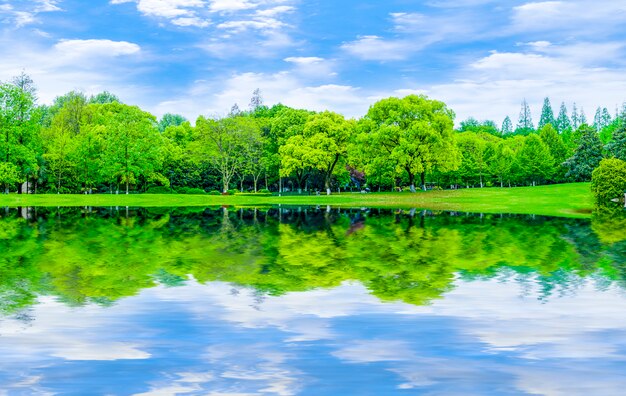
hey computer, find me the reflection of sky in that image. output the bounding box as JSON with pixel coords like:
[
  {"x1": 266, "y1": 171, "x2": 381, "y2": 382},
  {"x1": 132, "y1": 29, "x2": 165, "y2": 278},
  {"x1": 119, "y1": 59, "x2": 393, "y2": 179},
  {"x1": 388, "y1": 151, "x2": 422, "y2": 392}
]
[{"x1": 2, "y1": 277, "x2": 626, "y2": 395}]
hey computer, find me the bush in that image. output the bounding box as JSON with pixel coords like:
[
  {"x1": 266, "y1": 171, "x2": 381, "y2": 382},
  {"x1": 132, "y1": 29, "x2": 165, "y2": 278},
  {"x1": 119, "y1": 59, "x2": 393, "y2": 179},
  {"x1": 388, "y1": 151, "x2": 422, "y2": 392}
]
[
  {"x1": 225, "y1": 189, "x2": 238, "y2": 195},
  {"x1": 146, "y1": 186, "x2": 174, "y2": 194},
  {"x1": 235, "y1": 193, "x2": 273, "y2": 197},
  {"x1": 259, "y1": 189, "x2": 271, "y2": 194},
  {"x1": 208, "y1": 190, "x2": 220, "y2": 195},
  {"x1": 179, "y1": 187, "x2": 206, "y2": 195},
  {"x1": 591, "y1": 158, "x2": 626, "y2": 204}
]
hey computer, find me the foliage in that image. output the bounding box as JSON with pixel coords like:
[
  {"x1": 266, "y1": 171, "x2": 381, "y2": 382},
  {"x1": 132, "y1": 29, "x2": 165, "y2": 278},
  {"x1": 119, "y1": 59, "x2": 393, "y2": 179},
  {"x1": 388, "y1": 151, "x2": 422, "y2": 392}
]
[
  {"x1": 591, "y1": 158, "x2": 626, "y2": 204},
  {"x1": 564, "y1": 125, "x2": 604, "y2": 182}
]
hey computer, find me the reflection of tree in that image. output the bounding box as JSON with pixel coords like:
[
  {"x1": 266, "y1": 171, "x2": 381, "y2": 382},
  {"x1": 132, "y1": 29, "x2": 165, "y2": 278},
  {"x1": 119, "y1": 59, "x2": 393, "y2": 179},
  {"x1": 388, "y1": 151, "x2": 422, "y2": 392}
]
[{"x1": 0, "y1": 206, "x2": 625, "y2": 313}]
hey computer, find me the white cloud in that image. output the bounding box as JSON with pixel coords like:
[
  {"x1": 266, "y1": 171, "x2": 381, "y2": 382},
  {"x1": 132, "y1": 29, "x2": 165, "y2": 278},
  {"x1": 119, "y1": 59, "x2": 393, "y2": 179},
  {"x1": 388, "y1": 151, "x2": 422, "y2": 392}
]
[
  {"x1": 284, "y1": 56, "x2": 324, "y2": 65},
  {"x1": 208, "y1": 0, "x2": 257, "y2": 13},
  {"x1": 342, "y1": 35, "x2": 417, "y2": 61},
  {"x1": 0, "y1": 0, "x2": 61, "y2": 27},
  {"x1": 54, "y1": 39, "x2": 141, "y2": 57}
]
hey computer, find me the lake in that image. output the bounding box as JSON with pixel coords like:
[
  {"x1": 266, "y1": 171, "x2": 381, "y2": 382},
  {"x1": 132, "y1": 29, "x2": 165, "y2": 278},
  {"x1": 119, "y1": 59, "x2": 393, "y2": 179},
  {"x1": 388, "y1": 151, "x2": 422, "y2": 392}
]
[{"x1": 1, "y1": 206, "x2": 625, "y2": 395}]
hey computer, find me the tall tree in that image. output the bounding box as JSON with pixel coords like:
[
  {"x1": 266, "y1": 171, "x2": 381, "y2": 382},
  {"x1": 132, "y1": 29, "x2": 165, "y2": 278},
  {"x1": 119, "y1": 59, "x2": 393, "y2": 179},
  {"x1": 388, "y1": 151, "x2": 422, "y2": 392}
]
[
  {"x1": 281, "y1": 111, "x2": 354, "y2": 195},
  {"x1": 555, "y1": 102, "x2": 572, "y2": 134},
  {"x1": 539, "y1": 124, "x2": 568, "y2": 182},
  {"x1": 538, "y1": 97, "x2": 555, "y2": 129},
  {"x1": 518, "y1": 134, "x2": 554, "y2": 186},
  {"x1": 606, "y1": 123, "x2": 626, "y2": 161},
  {"x1": 89, "y1": 91, "x2": 121, "y2": 105},
  {"x1": 363, "y1": 95, "x2": 459, "y2": 192},
  {"x1": 571, "y1": 102, "x2": 580, "y2": 130},
  {"x1": 563, "y1": 125, "x2": 604, "y2": 181},
  {"x1": 501, "y1": 116, "x2": 513, "y2": 135},
  {"x1": 516, "y1": 99, "x2": 534, "y2": 134},
  {"x1": 249, "y1": 88, "x2": 264, "y2": 111},
  {"x1": 195, "y1": 115, "x2": 258, "y2": 192},
  {"x1": 95, "y1": 103, "x2": 165, "y2": 194},
  {"x1": 158, "y1": 113, "x2": 187, "y2": 133}
]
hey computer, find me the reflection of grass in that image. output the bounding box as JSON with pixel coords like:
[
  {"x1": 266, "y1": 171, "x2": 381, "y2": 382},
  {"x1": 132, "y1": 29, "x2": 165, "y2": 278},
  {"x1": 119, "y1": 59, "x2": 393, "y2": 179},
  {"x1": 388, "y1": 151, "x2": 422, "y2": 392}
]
[{"x1": 0, "y1": 183, "x2": 593, "y2": 218}]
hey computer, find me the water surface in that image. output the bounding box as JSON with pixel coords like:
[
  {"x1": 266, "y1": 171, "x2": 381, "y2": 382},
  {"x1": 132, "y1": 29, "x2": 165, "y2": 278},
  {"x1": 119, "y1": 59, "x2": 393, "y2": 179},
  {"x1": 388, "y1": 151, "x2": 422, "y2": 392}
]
[{"x1": 1, "y1": 207, "x2": 625, "y2": 395}]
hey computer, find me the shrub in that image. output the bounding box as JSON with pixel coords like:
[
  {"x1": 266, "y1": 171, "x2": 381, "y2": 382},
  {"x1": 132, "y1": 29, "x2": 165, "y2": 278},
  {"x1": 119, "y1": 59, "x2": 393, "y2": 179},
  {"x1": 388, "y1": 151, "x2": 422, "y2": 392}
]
[
  {"x1": 209, "y1": 190, "x2": 220, "y2": 195},
  {"x1": 180, "y1": 187, "x2": 206, "y2": 195},
  {"x1": 591, "y1": 158, "x2": 626, "y2": 204},
  {"x1": 259, "y1": 189, "x2": 271, "y2": 194},
  {"x1": 146, "y1": 186, "x2": 173, "y2": 194},
  {"x1": 235, "y1": 193, "x2": 272, "y2": 197}
]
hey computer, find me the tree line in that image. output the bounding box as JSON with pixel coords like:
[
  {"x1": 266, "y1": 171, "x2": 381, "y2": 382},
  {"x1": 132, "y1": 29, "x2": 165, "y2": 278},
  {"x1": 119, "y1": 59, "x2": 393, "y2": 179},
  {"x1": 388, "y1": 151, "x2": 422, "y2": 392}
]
[{"x1": 1, "y1": 73, "x2": 625, "y2": 195}]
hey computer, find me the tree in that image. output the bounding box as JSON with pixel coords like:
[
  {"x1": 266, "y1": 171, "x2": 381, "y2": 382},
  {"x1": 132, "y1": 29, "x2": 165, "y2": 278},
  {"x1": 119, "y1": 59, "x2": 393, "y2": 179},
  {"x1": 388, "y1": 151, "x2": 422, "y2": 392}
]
[
  {"x1": 502, "y1": 116, "x2": 513, "y2": 135},
  {"x1": 158, "y1": 113, "x2": 187, "y2": 133},
  {"x1": 89, "y1": 91, "x2": 121, "y2": 105},
  {"x1": 489, "y1": 141, "x2": 515, "y2": 187},
  {"x1": 281, "y1": 111, "x2": 354, "y2": 195},
  {"x1": 563, "y1": 125, "x2": 604, "y2": 181},
  {"x1": 518, "y1": 135, "x2": 554, "y2": 185},
  {"x1": 606, "y1": 123, "x2": 626, "y2": 160},
  {"x1": 195, "y1": 115, "x2": 258, "y2": 192},
  {"x1": 249, "y1": 88, "x2": 264, "y2": 111},
  {"x1": 95, "y1": 103, "x2": 165, "y2": 194},
  {"x1": 591, "y1": 158, "x2": 626, "y2": 204},
  {"x1": 539, "y1": 124, "x2": 568, "y2": 182},
  {"x1": 555, "y1": 102, "x2": 572, "y2": 134},
  {"x1": 0, "y1": 80, "x2": 40, "y2": 193},
  {"x1": 538, "y1": 97, "x2": 555, "y2": 129},
  {"x1": 516, "y1": 99, "x2": 534, "y2": 134},
  {"x1": 0, "y1": 162, "x2": 20, "y2": 194},
  {"x1": 571, "y1": 102, "x2": 580, "y2": 130},
  {"x1": 455, "y1": 133, "x2": 490, "y2": 188},
  {"x1": 363, "y1": 95, "x2": 459, "y2": 192}
]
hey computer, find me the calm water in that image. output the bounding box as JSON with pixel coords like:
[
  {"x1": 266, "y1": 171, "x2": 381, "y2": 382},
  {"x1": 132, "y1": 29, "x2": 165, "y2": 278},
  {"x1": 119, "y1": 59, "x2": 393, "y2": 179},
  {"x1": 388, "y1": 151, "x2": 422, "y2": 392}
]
[{"x1": 1, "y1": 206, "x2": 626, "y2": 395}]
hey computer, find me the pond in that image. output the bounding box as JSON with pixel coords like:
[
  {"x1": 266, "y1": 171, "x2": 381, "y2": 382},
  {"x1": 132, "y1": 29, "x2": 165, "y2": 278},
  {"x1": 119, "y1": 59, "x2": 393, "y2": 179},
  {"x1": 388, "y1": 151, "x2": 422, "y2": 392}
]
[{"x1": 1, "y1": 206, "x2": 626, "y2": 395}]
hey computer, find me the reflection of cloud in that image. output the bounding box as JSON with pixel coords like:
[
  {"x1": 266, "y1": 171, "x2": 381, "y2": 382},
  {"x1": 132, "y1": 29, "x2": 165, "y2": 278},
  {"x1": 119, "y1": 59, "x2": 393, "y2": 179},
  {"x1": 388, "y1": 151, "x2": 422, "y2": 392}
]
[{"x1": 2, "y1": 276, "x2": 626, "y2": 395}]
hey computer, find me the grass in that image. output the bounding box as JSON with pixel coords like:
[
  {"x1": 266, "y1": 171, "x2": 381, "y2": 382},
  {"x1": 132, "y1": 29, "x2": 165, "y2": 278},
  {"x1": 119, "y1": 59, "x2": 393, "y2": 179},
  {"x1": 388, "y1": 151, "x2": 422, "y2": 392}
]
[{"x1": 0, "y1": 183, "x2": 593, "y2": 218}]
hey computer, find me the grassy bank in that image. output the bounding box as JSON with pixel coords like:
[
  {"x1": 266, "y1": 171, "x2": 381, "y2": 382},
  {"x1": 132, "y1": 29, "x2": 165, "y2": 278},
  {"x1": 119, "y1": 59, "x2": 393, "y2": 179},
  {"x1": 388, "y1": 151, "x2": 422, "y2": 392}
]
[{"x1": 0, "y1": 183, "x2": 592, "y2": 218}]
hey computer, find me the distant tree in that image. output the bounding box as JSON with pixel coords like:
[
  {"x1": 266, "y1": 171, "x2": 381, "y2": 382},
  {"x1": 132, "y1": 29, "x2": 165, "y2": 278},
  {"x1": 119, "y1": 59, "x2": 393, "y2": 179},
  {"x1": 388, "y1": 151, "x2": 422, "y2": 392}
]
[
  {"x1": 606, "y1": 123, "x2": 626, "y2": 161},
  {"x1": 229, "y1": 103, "x2": 241, "y2": 116},
  {"x1": 89, "y1": 91, "x2": 121, "y2": 105},
  {"x1": 538, "y1": 97, "x2": 555, "y2": 129},
  {"x1": 489, "y1": 141, "x2": 515, "y2": 187},
  {"x1": 571, "y1": 102, "x2": 580, "y2": 130},
  {"x1": 249, "y1": 88, "x2": 264, "y2": 111},
  {"x1": 518, "y1": 134, "x2": 554, "y2": 185},
  {"x1": 502, "y1": 116, "x2": 513, "y2": 135},
  {"x1": 539, "y1": 124, "x2": 568, "y2": 182},
  {"x1": 593, "y1": 107, "x2": 603, "y2": 131},
  {"x1": 580, "y1": 107, "x2": 588, "y2": 125},
  {"x1": 563, "y1": 125, "x2": 604, "y2": 181},
  {"x1": 158, "y1": 113, "x2": 187, "y2": 133},
  {"x1": 555, "y1": 102, "x2": 572, "y2": 133},
  {"x1": 460, "y1": 118, "x2": 500, "y2": 136},
  {"x1": 516, "y1": 99, "x2": 534, "y2": 134}
]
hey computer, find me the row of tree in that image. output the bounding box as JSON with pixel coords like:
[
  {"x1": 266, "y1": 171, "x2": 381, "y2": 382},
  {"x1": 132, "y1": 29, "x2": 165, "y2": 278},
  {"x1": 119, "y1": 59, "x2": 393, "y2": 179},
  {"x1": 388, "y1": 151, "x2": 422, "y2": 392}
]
[{"x1": 1, "y1": 73, "x2": 625, "y2": 194}]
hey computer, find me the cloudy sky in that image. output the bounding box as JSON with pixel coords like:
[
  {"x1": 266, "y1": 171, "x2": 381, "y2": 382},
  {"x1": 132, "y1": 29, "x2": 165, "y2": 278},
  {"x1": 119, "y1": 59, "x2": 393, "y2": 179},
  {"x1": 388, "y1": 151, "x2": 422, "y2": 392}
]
[{"x1": 1, "y1": 0, "x2": 626, "y2": 124}]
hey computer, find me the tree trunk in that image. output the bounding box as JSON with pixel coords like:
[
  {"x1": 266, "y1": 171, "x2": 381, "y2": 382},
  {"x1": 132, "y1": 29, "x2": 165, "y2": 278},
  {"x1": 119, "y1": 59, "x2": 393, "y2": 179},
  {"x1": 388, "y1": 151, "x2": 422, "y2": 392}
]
[
  {"x1": 420, "y1": 172, "x2": 427, "y2": 191},
  {"x1": 408, "y1": 171, "x2": 416, "y2": 193},
  {"x1": 254, "y1": 178, "x2": 258, "y2": 193},
  {"x1": 126, "y1": 180, "x2": 129, "y2": 195},
  {"x1": 325, "y1": 176, "x2": 331, "y2": 195},
  {"x1": 17, "y1": 183, "x2": 22, "y2": 194}
]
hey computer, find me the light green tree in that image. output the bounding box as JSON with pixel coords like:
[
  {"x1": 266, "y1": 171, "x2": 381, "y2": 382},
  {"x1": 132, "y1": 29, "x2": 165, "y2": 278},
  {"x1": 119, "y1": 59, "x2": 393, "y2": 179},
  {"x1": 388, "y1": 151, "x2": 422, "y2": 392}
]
[{"x1": 363, "y1": 95, "x2": 459, "y2": 192}]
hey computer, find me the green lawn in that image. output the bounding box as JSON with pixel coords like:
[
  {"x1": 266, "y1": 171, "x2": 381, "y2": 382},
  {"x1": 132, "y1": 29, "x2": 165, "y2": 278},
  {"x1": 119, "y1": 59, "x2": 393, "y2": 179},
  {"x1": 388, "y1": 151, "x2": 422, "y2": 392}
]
[{"x1": 0, "y1": 183, "x2": 593, "y2": 218}]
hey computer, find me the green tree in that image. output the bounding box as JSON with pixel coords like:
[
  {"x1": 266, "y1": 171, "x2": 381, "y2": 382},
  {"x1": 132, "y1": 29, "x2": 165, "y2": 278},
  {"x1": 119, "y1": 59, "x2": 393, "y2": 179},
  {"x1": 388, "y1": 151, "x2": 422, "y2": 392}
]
[
  {"x1": 518, "y1": 134, "x2": 554, "y2": 185},
  {"x1": 516, "y1": 98, "x2": 534, "y2": 134},
  {"x1": 564, "y1": 125, "x2": 604, "y2": 181},
  {"x1": 89, "y1": 91, "x2": 121, "y2": 105},
  {"x1": 502, "y1": 116, "x2": 513, "y2": 135},
  {"x1": 606, "y1": 123, "x2": 626, "y2": 160},
  {"x1": 539, "y1": 124, "x2": 568, "y2": 182},
  {"x1": 195, "y1": 115, "x2": 257, "y2": 192},
  {"x1": 571, "y1": 103, "x2": 580, "y2": 130},
  {"x1": 489, "y1": 141, "x2": 515, "y2": 187},
  {"x1": 158, "y1": 113, "x2": 187, "y2": 133},
  {"x1": 95, "y1": 103, "x2": 165, "y2": 194},
  {"x1": 555, "y1": 102, "x2": 572, "y2": 134},
  {"x1": 363, "y1": 95, "x2": 459, "y2": 192},
  {"x1": 591, "y1": 158, "x2": 626, "y2": 204},
  {"x1": 538, "y1": 97, "x2": 555, "y2": 129},
  {"x1": 281, "y1": 111, "x2": 354, "y2": 195}
]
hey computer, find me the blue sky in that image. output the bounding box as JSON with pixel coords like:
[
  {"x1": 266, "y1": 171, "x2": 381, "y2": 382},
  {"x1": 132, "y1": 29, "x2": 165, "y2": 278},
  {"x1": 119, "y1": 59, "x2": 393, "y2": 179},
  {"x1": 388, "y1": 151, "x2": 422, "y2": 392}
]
[{"x1": 1, "y1": 0, "x2": 626, "y2": 124}]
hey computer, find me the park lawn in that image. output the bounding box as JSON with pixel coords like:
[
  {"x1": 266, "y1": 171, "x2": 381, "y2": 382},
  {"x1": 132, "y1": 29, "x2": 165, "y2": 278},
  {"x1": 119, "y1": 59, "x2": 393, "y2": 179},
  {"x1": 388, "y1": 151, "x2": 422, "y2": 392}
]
[{"x1": 0, "y1": 183, "x2": 593, "y2": 219}]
